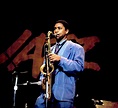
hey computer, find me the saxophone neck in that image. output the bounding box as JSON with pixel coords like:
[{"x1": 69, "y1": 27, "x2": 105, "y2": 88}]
[
  {"x1": 47, "y1": 31, "x2": 53, "y2": 36},
  {"x1": 45, "y1": 31, "x2": 52, "y2": 53}
]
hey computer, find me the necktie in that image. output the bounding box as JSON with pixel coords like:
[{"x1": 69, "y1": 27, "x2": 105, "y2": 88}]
[
  {"x1": 54, "y1": 43, "x2": 59, "y2": 54},
  {"x1": 52, "y1": 43, "x2": 59, "y2": 84}
]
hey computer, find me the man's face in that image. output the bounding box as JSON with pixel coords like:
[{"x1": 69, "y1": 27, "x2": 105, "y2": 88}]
[{"x1": 54, "y1": 23, "x2": 69, "y2": 41}]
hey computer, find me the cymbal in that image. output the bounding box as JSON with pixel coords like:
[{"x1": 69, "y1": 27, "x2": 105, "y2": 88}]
[{"x1": 18, "y1": 81, "x2": 42, "y2": 86}]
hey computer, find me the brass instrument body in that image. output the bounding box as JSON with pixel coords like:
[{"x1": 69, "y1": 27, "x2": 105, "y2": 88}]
[{"x1": 40, "y1": 31, "x2": 54, "y2": 103}]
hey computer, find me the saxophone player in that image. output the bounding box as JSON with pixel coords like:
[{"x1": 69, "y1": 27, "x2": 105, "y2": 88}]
[{"x1": 34, "y1": 20, "x2": 85, "y2": 108}]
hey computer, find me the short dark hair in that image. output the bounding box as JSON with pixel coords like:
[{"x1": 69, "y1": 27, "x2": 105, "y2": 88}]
[{"x1": 55, "y1": 20, "x2": 69, "y2": 30}]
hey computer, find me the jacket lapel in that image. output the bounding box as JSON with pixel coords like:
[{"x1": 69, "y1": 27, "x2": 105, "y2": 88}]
[
  {"x1": 59, "y1": 41, "x2": 72, "y2": 58},
  {"x1": 51, "y1": 40, "x2": 72, "y2": 59}
]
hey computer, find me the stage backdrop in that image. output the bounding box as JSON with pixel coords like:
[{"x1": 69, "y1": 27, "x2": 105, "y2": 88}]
[{"x1": 0, "y1": 10, "x2": 116, "y2": 107}]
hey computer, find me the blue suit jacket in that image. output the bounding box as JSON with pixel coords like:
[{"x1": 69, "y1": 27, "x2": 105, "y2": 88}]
[{"x1": 50, "y1": 40, "x2": 85, "y2": 102}]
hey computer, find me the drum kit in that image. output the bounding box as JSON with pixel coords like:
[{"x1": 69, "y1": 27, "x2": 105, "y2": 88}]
[{"x1": 12, "y1": 70, "x2": 118, "y2": 108}]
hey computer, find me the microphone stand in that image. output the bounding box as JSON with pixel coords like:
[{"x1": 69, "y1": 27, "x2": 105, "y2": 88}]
[{"x1": 12, "y1": 71, "x2": 18, "y2": 108}]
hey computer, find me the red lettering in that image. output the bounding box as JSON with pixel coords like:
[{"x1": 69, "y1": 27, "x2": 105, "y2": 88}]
[
  {"x1": 0, "y1": 29, "x2": 101, "y2": 78},
  {"x1": 0, "y1": 29, "x2": 32, "y2": 64}
]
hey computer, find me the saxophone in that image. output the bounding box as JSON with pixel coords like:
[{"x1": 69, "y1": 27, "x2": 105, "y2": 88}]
[{"x1": 40, "y1": 31, "x2": 54, "y2": 106}]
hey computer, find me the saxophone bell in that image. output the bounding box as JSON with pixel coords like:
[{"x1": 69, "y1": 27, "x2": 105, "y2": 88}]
[{"x1": 40, "y1": 63, "x2": 54, "y2": 76}]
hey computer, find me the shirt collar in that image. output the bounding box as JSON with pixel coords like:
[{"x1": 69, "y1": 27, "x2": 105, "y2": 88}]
[{"x1": 56, "y1": 39, "x2": 67, "y2": 46}]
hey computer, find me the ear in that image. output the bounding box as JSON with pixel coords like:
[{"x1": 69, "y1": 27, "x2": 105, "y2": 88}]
[{"x1": 66, "y1": 29, "x2": 69, "y2": 34}]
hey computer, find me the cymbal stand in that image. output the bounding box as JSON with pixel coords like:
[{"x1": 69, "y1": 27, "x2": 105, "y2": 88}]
[{"x1": 12, "y1": 71, "x2": 18, "y2": 108}]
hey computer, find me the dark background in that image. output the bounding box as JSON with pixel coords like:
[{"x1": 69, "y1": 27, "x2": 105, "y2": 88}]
[{"x1": 0, "y1": 2, "x2": 117, "y2": 108}]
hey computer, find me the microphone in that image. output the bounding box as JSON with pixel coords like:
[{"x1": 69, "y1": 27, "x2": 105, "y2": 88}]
[
  {"x1": 30, "y1": 81, "x2": 42, "y2": 85},
  {"x1": 51, "y1": 33, "x2": 56, "y2": 37},
  {"x1": 12, "y1": 71, "x2": 28, "y2": 75}
]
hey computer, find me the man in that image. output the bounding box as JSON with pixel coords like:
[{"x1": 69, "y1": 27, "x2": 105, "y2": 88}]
[{"x1": 34, "y1": 20, "x2": 85, "y2": 108}]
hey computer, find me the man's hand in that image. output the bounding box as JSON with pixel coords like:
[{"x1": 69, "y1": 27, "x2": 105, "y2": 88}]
[{"x1": 48, "y1": 53, "x2": 61, "y2": 63}]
